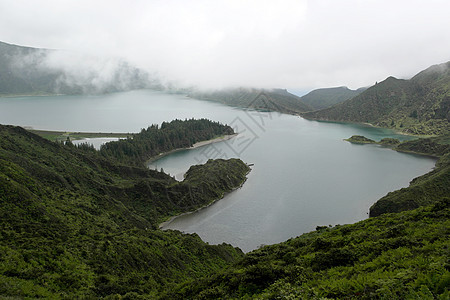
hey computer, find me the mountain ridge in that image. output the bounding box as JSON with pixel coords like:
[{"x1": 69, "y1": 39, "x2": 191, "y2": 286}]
[
  {"x1": 302, "y1": 61, "x2": 450, "y2": 135},
  {"x1": 189, "y1": 87, "x2": 313, "y2": 114},
  {"x1": 300, "y1": 86, "x2": 366, "y2": 110}
]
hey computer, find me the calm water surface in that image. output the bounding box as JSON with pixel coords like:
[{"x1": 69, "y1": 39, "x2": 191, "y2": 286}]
[{"x1": 0, "y1": 90, "x2": 436, "y2": 252}]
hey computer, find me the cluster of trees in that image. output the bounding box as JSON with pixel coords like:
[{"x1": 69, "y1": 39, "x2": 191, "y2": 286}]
[{"x1": 100, "y1": 118, "x2": 234, "y2": 165}]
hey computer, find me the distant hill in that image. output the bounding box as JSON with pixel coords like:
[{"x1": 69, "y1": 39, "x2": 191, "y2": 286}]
[
  {"x1": 0, "y1": 41, "x2": 160, "y2": 95},
  {"x1": 300, "y1": 86, "x2": 366, "y2": 110},
  {"x1": 190, "y1": 87, "x2": 313, "y2": 114},
  {"x1": 303, "y1": 62, "x2": 450, "y2": 135}
]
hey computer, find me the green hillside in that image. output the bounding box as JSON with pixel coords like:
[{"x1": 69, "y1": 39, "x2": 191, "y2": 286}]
[
  {"x1": 303, "y1": 62, "x2": 450, "y2": 135},
  {"x1": 0, "y1": 41, "x2": 157, "y2": 95},
  {"x1": 165, "y1": 141, "x2": 450, "y2": 299},
  {"x1": 1, "y1": 120, "x2": 449, "y2": 298},
  {"x1": 190, "y1": 87, "x2": 313, "y2": 114},
  {"x1": 165, "y1": 200, "x2": 449, "y2": 299},
  {"x1": 0, "y1": 123, "x2": 249, "y2": 298},
  {"x1": 300, "y1": 86, "x2": 365, "y2": 110}
]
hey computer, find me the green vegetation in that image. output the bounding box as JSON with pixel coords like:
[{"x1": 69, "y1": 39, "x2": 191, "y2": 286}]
[
  {"x1": 345, "y1": 135, "x2": 377, "y2": 144},
  {"x1": 1, "y1": 121, "x2": 448, "y2": 298},
  {"x1": 190, "y1": 87, "x2": 312, "y2": 114},
  {"x1": 165, "y1": 199, "x2": 449, "y2": 299},
  {"x1": 345, "y1": 135, "x2": 401, "y2": 146},
  {"x1": 0, "y1": 123, "x2": 249, "y2": 298},
  {"x1": 300, "y1": 86, "x2": 365, "y2": 110},
  {"x1": 100, "y1": 118, "x2": 234, "y2": 165},
  {"x1": 303, "y1": 61, "x2": 450, "y2": 135}
]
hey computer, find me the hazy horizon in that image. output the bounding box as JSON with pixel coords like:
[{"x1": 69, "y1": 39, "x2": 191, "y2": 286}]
[{"x1": 1, "y1": 0, "x2": 450, "y2": 91}]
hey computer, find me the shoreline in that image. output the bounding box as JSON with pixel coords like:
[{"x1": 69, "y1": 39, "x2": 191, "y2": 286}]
[
  {"x1": 146, "y1": 133, "x2": 238, "y2": 165},
  {"x1": 299, "y1": 116, "x2": 437, "y2": 139},
  {"x1": 28, "y1": 128, "x2": 132, "y2": 142},
  {"x1": 159, "y1": 167, "x2": 252, "y2": 229}
]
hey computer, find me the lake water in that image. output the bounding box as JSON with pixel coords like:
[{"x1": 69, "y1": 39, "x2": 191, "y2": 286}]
[{"x1": 0, "y1": 89, "x2": 436, "y2": 252}]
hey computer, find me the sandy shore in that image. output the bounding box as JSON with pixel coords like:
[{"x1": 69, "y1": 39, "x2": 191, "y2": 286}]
[
  {"x1": 191, "y1": 133, "x2": 238, "y2": 149},
  {"x1": 146, "y1": 133, "x2": 238, "y2": 164}
]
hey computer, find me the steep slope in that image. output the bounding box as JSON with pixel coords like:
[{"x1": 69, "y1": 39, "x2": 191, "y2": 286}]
[
  {"x1": 300, "y1": 86, "x2": 365, "y2": 110},
  {"x1": 190, "y1": 87, "x2": 313, "y2": 114},
  {"x1": 303, "y1": 62, "x2": 450, "y2": 135},
  {"x1": 0, "y1": 124, "x2": 248, "y2": 298},
  {"x1": 0, "y1": 40, "x2": 158, "y2": 95}
]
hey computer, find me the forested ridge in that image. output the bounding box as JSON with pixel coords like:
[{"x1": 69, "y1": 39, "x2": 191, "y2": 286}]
[
  {"x1": 0, "y1": 123, "x2": 249, "y2": 298},
  {"x1": 99, "y1": 118, "x2": 234, "y2": 165}
]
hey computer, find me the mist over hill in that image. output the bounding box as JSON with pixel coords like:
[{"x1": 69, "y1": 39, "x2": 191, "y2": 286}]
[
  {"x1": 0, "y1": 41, "x2": 161, "y2": 95},
  {"x1": 189, "y1": 87, "x2": 313, "y2": 114}
]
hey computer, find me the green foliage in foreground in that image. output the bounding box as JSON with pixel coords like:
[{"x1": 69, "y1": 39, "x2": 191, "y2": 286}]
[
  {"x1": 0, "y1": 124, "x2": 248, "y2": 298},
  {"x1": 164, "y1": 199, "x2": 450, "y2": 299},
  {"x1": 100, "y1": 118, "x2": 234, "y2": 165}
]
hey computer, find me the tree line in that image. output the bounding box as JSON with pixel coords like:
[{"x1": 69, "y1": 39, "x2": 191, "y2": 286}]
[{"x1": 99, "y1": 118, "x2": 234, "y2": 165}]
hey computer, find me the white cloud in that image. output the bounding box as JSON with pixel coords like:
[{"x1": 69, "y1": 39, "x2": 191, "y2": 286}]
[{"x1": 1, "y1": 0, "x2": 449, "y2": 90}]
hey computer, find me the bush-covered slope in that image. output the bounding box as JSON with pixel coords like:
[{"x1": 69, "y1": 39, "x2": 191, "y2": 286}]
[
  {"x1": 0, "y1": 124, "x2": 248, "y2": 298},
  {"x1": 164, "y1": 199, "x2": 449, "y2": 299},
  {"x1": 300, "y1": 86, "x2": 365, "y2": 110},
  {"x1": 303, "y1": 62, "x2": 450, "y2": 135},
  {"x1": 190, "y1": 87, "x2": 313, "y2": 114}
]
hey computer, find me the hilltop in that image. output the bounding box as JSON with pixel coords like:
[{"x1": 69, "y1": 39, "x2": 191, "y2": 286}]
[
  {"x1": 190, "y1": 87, "x2": 313, "y2": 114},
  {"x1": 303, "y1": 61, "x2": 450, "y2": 135},
  {"x1": 0, "y1": 41, "x2": 159, "y2": 95},
  {"x1": 300, "y1": 86, "x2": 366, "y2": 110}
]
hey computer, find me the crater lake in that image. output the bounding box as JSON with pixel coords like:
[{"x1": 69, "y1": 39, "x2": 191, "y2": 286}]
[{"x1": 0, "y1": 89, "x2": 436, "y2": 252}]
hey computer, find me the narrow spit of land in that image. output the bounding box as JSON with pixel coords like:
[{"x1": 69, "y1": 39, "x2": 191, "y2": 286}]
[{"x1": 28, "y1": 128, "x2": 131, "y2": 142}]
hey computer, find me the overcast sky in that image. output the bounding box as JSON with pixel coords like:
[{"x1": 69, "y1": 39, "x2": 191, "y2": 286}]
[{"x1": 1, "y1": 0, "x2": 450, "y2": 92}]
